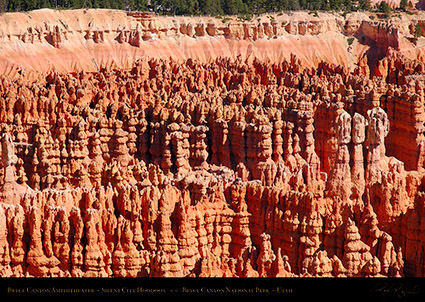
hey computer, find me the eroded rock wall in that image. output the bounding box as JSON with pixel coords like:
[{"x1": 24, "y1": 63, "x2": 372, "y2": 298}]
[
  {"x1": 0, "y1": 52, "x2": 425, "y2": 277},
  {"x1": 359, "y1": 21, "x2": 400, "y2": 51}
]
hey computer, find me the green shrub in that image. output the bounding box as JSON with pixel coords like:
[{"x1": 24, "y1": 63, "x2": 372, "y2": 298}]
[{"x1": 415, "y1": 23, "x2": 422, "y2": 38}]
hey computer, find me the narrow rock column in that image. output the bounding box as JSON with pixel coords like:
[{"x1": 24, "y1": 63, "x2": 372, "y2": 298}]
[{"x1": 326, "y1": 111, "x2": 352, "y2": 202}]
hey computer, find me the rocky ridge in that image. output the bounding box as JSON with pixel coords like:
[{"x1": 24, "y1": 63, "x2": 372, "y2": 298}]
[
  {"x1": 1, "y1": 10, "x2": 425, "y2": 277},
  {"x1": 2, "y1": 9, "x2": 425, "y2": 77}
]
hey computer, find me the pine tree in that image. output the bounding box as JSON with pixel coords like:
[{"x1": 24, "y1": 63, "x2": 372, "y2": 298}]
[
  {"x1": 91, "y1": 0, "x2": 100, "y2": 8},
  {"x1": 288, "y1": 0, "x2": 300, "y2": 10},
  {"x1": 358, "y1": 0, "x2": 370, "y2": 10},
  {"x1": 415, "y1": 23, "x2": 422, "y2": 38},
  {"x1": 111, "y1": 0, "x2": 123, "y2": 10},
  {"x1": 124, "y1": 0, "x2": 135, "y2": 10},
  {"x1": 223, "y1": 0, "x2": 247, "y2": 14},
  {"x1": 70, "y1": 0, "x2": 83, "y2": 8},
  {"x1": 101, "y1": 0, "x2": 111, "y2": 8},
  {"x1": 329, "y1": 0, "x2": 342, "y2": 10},
  {"x1": 277, "y1": 0, "x2": 290, "y2": 10},
  {"x1": 199, "y1": 0, "x2": 223, "y2": 15},
  {"x1": 343, "y1": 0, "x2": 352, "y2": 11},
  {"x1": 158, "y1": 0, "x2": 176, "y2": 14},
  {"x1": 312, "y1": 0, "x2": 324, "y2": 10},
  {"x1": 298, "y1": 0, "x2": 307, "y2": 9},
  {"x1": 133, "y1": 0, "x2": 148, "y2": 10},
  {"x1": 245, "y1": 0, "x2": 266, "y2": 14},
  {"x1": 378, "y1": 0, "x2": 391, "y2": 13},
  {"x1": 0, "y1": 0, "x2": 6, "y2": 12}
]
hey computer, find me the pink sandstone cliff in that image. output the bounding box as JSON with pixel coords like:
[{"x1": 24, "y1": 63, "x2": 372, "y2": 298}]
[{"x1": 1, "y1": 9, "x2": 425, "y2": 277}]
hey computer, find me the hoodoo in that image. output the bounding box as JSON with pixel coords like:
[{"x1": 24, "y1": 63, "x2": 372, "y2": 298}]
[{"x1": 1, "y1": 9, "x2": 425, "y2": 277}]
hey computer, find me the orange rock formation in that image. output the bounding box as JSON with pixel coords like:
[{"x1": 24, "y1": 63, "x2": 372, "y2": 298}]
[{"x1": 1, "y1": 9, "x2": 425, "y2": 278}]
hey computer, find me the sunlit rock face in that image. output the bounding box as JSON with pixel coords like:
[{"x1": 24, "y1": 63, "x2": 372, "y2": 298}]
[{"x1": 2, "y1": 9, "x2": 425, "y2": 277}]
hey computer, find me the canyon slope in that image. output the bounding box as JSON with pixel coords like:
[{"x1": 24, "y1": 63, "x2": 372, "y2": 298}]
[
  {"x1": 0, "y1": 9, "x2": 400, "y2": 77},
  {"x1": 2, "y1": 9, "x2": 425, "y2": 277}
]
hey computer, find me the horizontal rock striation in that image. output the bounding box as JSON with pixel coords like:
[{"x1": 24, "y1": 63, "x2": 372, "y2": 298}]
[{"x1": 5, "y1": 9, "x2": 425, "y2": 78}]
